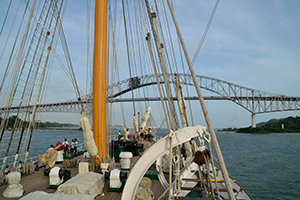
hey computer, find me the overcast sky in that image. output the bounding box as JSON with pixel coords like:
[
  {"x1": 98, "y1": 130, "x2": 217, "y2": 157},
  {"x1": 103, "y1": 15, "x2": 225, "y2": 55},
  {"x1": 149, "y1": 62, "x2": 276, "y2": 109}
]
[{"x1": 0, "y1": 0, "x2": 299, "y2": 128}]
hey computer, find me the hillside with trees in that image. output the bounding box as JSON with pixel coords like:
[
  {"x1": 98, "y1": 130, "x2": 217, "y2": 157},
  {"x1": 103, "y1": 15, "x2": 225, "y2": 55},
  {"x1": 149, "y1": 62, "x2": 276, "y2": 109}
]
[
  {"x1": 0, "y1": 116, "x2": 77, "y2": 129},
  {"x1": 236, "y1": 116, "x2": 300, "y2": 133}
]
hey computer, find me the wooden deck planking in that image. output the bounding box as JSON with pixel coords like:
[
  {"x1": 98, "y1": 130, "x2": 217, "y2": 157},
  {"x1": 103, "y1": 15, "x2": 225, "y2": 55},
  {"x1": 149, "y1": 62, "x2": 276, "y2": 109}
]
[{"x1": 0, "y1": 140, "x2": 162, "y2": 199}]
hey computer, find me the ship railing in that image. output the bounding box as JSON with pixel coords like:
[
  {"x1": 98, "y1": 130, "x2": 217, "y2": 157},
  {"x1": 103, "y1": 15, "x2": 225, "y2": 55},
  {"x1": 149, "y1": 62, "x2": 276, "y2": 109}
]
[
  {"x1": 0, "y1": 154, "x2": 40, "y2": 170},
  {"x1": 77, "y1": 143, "x2": 85, "y2": 151},
  {"x1": 0, "y1": 143, "x2": 86, "y2": 172}
]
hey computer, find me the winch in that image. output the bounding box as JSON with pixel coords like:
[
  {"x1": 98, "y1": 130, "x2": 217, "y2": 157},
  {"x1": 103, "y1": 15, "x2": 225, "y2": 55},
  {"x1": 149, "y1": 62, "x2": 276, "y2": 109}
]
[
  {"x1": 48, "y1": 167, "x2": 71, "y2": 189},
  {"x1": 106, "y1": 169, "x2": 127, "y2": 192}
]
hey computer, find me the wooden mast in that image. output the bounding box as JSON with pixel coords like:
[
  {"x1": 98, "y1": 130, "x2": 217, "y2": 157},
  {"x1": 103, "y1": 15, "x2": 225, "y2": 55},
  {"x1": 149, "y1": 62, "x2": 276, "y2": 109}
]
[{"x1": 93, "y1": 0, "x2": 108, "y2": 162}]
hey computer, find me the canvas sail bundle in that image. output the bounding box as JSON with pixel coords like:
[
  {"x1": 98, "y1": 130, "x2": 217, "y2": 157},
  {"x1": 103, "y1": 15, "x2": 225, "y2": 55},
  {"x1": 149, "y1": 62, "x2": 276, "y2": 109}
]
[
  {"x1": 141, "y1": 106, "x2": 152, "y2": 129},
  {"x1": 38, "y1": 149, "x2": 57, "y2": 168},
  {"x1": 80, "y1": 112, "x2": 98, "y2": 157},
  {"x1": 133, "y1": 115, "x2": 139, "y2": 133}
]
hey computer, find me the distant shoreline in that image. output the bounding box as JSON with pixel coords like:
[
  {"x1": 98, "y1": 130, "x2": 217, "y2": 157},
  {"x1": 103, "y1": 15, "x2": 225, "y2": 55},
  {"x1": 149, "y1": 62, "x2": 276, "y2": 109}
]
[
  {"x1": 221, "y1": 116, "x2": 300, "y2": 134},
  {"x1": 218, "y1": 130, "x2": 300, "y2": 134},
  {"x1": 40, "y1": 127, "x2": 80, "y2": 130}
]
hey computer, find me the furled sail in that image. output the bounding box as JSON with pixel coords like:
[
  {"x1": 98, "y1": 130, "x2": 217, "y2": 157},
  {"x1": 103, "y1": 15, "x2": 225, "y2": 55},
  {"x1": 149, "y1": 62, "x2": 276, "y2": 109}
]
[
  {"x1": 123, "y1": 126, "x2": 128, "y2": 141},
  {"x1": 133, "y1": 114, "x2": 138, "y2": 133},
  {"x1": 141, "y1": 106, "x2": 152, "y2": 128},
  {"x1": 80, "y1": 112, "x2": 98, "y2": 157},
  {"x1": 174, "y1": 74, "x2": 188, "y2": 127}
]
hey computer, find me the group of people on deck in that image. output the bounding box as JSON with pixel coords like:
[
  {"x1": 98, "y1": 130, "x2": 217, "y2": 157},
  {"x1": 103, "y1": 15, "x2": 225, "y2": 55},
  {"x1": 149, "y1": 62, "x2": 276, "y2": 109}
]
[
  {"x1": 118, "y1": 127, "x2": 153, "y2": 141},
  {"x1": 49, "y1": 138, "x2": 78, "y2": 156},
  {"x1": 123, "y1": 127, "x2": 152, "y2": 141},
  {"x1": 139, "y1": 127, "x2": 152, "y2": 141}
]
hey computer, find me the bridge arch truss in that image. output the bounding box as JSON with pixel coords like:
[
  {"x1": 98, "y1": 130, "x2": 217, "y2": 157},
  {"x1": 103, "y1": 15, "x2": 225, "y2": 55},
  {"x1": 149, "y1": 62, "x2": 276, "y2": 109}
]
[
  {"x1": 107, "y1": 73, "x2": 300, "y2": 114},
  {"x1": 2, "y1": 73, "x2": 300, "y2": 118}
]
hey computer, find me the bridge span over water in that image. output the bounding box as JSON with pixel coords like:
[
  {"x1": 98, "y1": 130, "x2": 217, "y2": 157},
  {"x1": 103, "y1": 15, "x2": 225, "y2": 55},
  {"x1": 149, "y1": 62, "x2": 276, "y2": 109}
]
[{"x1": 2, "y1": 73, "x2": 300, "y2": 127}]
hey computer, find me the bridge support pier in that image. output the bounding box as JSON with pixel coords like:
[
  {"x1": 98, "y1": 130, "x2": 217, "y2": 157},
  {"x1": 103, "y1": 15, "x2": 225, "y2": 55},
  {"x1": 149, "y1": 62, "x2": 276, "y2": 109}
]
[{"x1": 251, "y1": 113, "x2": 256, "y2": 128}]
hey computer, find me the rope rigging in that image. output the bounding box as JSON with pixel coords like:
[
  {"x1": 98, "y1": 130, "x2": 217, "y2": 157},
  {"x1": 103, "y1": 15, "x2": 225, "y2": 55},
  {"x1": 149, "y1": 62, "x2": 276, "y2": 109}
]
[
  {"x1": 0, "y1": 0, "x2": 28, "y2": 97},
  {"x1": 56, "y1": 18, "x2": 83, "y2": 103},
  {"x1": 122, "y1": 0, "x2": 136, "y2": 115},
  {"x1": 191, "y1": 0, "x2": 220, "y2": 66},
  {"x1": 0, "y1": 0, "x2": 13, "y2": 37},
  {"x1": 166, "y1": 0, "x2": 236, "y2": 198},
  {"x1": 0, "y1": 1, "x2": 238, "y2": 199},
  {"x1": 0, "y1": 0, "x2": 73, "y2": 169},
  {"x1": 86, "y1": 0, "x2": 92, "y2": 103}
]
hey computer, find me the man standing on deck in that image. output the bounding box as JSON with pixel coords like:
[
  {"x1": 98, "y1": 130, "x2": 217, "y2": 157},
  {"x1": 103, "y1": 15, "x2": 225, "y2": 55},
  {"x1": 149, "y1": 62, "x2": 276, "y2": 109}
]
[
  {"x1": 74, "y1": 138, "x2": 78, "y2": 154},
  {"x1": 118, "y1": 130, "x2": 122, "y2": 140},
  {"x1": 62, "y1": 138, "x2": 69, "y2": 154}
]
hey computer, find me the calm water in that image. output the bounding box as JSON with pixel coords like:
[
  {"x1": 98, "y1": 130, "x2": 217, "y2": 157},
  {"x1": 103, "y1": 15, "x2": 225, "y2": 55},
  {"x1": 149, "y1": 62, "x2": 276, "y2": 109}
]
[
  {"x1": 157, "y1": 129, "x2": 300, "y2": 200},
  {"x1": 31, "y1": 128, "x2": 84, "y2": 155},
  {"x1": 0, "y1": 128, "x2": 84, "y2": 167},
  {"x1": 216, "y1": 131, "x2": 300, "y2": 200},
  {"x1": 5, "y1": 128, "x2": 299, "y2": 199}
]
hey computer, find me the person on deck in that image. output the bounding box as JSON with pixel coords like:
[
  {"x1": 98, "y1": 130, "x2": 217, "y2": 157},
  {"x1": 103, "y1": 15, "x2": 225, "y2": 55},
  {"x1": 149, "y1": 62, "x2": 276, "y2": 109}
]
[
  {"x1": 126, "y1": 129, "x2": 130, "y2": 139},
  {"x1": 118, "y1": 130, "x2": 122, "y2": 140},
  {"x1": 18, "y1": 160, "x2": 23, "y2": 175},
  {"x1": 70, "y1": 139, "x2": 75, "y2": 156},
  {"x1": 148, "y1": 128, "x2": 152, "y2": 141},
  {"x1": 74, "y1": 138, "x2": 78, "y2": 154},
  {"x1": 62, "y1": 138, "x2": 69, "y2": 154},
  {"x1": 144, "y1": 128, "x2": 149, "y2": 140},
  {"x1": 3, "y1": 165, "x2": 10, "y2": 182},
  {"x1": 140, "y1": 127, "x2": 145, "y2": 140}
]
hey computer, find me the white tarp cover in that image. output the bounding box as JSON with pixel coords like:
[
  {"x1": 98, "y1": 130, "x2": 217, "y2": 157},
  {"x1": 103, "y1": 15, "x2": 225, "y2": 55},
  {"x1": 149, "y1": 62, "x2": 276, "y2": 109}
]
[
  {"x1": 80, "y1": 112, "x2": 98, "y2": 157},
  {"x1": 135, "y1": 177, "x2": 153, "y2": 200},
  {"x1": 19, "y1": 191, "x2": 93, "y2": 200},
  {"x1": 2, "y1": 172, "x2": 23, "y2": 198},
  {"x1": 57, "y1": 172, "x2": 104, "y2": 198}
]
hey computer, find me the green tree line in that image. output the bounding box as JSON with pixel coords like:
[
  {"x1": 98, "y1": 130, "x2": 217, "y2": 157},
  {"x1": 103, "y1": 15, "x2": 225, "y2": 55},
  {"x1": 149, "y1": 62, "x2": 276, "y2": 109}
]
[
  {"x1": 0, "y1": 116, "x2": 77, "y2": 129},
  {"x1": 237, "y1": 116, "x2": 300, "y2": 133}
]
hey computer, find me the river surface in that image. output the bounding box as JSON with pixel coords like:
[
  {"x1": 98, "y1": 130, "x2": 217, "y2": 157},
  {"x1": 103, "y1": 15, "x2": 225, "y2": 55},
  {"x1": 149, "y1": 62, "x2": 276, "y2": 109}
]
[
  {"x1": 157, "y1": 129, "x2": 300, "y2": 200},
  {"x1": 31, "y1": 128, "x2": 84, "y2": 155},
  {"x1": 215, "y1": 131, "x2": 300, "y2": 200},
  {"x1": 2, "y1": 128, "x2": 299, "y2": 199}
]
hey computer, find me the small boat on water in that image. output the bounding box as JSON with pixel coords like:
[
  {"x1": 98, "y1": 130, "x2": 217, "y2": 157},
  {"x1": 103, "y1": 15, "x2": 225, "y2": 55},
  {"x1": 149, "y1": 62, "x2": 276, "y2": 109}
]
[{"x1": 0, "y1": 0, "x2": 252, "y2": 199}]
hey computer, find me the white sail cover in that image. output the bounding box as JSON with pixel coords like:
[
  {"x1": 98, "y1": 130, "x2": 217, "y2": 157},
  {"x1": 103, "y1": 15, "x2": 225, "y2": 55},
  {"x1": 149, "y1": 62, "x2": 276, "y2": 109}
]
[
  {"x1": 133, "y1": 115, "x2": 138, "y2": 133},
  {"x1": 19, "y1": 191, "x2": 93, "y2": 200},
  {"x1": 141, "y1": 106, "x2": 151, "y2": 128},
  {"x1": 123, "y1": 126, "x2": 128, "y2": 141},
  {"x1": 80, "y1": 112, "x2": 98, "y2": 157},
  {"x1": 2, "y1": 172, "x2": 23, "y2": 198},
  {"x1": 135, "y1": 177, "x2": 154, "y2": 200}
]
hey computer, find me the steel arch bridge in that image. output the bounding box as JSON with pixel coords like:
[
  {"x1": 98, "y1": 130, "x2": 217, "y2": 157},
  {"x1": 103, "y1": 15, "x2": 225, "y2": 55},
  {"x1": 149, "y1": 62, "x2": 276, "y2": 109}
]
[{"x1": 2, "y1": 73, "x2": 300, "y2": 127}]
